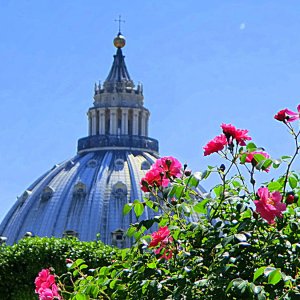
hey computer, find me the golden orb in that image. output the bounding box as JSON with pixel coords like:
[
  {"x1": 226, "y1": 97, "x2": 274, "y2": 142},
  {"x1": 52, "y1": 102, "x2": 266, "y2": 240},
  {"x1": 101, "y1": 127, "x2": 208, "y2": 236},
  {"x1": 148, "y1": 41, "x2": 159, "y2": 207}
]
[{"x1": 113, "y1": 34, "x2": 126, "y2": 48}]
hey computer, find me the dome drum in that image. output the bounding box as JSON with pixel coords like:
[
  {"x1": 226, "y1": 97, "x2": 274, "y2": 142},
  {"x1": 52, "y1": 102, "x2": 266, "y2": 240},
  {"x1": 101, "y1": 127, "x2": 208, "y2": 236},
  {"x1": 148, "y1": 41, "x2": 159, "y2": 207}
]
[{"x1": 77, "y1": 135, "x2": 159, "y2": 154}]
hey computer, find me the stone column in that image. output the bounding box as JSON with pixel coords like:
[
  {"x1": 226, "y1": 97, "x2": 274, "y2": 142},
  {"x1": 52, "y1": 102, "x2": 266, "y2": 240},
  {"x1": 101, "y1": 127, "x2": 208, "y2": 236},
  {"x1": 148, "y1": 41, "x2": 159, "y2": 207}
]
[
  {"x1": 109, "y1": 108, "x2": 118, "y2": 135},
  {"x1": 91, "y1": 109, "x2": 97, "y2": 135},
  {"x1": 99, "y1": 109, "x2": 106, "y2": 135},
  {"x1": 88, "y1": 111, "x2": 92, "y2": 136},
  {"x1": 145, "y1": 112, "x2": 149, "y2": 136},
  {"x1": 141, "y1": 110, "x2": 148, "y2": 136},
  {"x1": 121, "y1": 108, "x2": 129, "y2": 135},
  {"x1": 132, "y1": 109, "x2": 139, "y2": 136}
]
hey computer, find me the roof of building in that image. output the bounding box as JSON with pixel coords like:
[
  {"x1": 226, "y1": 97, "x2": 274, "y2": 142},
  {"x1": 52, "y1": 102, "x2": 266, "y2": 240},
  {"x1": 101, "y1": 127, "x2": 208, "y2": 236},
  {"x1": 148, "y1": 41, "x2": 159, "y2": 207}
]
[{"x1": 105, "y1": 47, "x2": 132, "y2": 84}]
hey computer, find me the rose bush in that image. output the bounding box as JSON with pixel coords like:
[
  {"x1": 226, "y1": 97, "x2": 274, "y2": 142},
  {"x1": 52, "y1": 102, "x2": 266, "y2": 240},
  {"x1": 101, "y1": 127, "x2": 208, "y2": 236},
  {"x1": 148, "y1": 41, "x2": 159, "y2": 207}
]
[{"x1": 37, "y1": 104, "x2": 300, "y2": 299}]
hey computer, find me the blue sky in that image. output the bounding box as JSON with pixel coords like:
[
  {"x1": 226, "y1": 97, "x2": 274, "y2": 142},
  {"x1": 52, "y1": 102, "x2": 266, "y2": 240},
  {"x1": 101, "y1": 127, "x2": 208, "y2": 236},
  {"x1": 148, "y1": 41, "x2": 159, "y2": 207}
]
[{"x1": 0, "y1": 1, "x2": 300, "y2": 221}]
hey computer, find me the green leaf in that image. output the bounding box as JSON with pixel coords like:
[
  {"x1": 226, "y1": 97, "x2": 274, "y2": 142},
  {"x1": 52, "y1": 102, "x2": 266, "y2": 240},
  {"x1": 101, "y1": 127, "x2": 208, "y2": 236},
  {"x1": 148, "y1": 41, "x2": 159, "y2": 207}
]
[
  {"x1": 168, "y1": 185, "x2": 177, "y2": 198},
  {"x1": 134, "y1": 202, "x2": 144, "y2": 218},
  {"x1": 193, "y1": 199, "x2": 209, "y2": 214},
  {"x1": 126, "y1": 226, "x2": 136, "y2": 237},
  {"x1": 123, "y1": 203, "x2": 133, "y2": 215},
  {"x1": 226, "y1": 278, "x2": 248, "y2": 293},
  {"x1": 253, "y1": 153, "x2": 267, "y2": 163},
  {"x1": 74, "y1": 258, "x2": 85, "y2": 267},
  {"x1": 272, "y1": 159, "x2": 282, "y2": 168},
  {"x1": 99, "y1": 266, "x2": 109, "y2": 276},
  {"x1": 79, "y1": 263, "x2": 88, "y2": 270},
  {"x1": 246, "y1": 142, "x2": 257, "y2": 151},
  {"x1": 253, "y1": 266, "x2": 266, "y2": 282},
  {"x1": 145, "y1": 200, "x2": 154, "y2": 209},
  {"x1": 175, "y1": 185, "x2": 184, "y2": 198},
  {"x1": 188, "y1": 176, "x2": 199, "y2": 187},
  {"x1": 121, "y1": 249, "x2": 128, "y2": 260},
  {"x1": 267, "y1": 181, "x2": 282, "y2": 192},
  {"x1": 225, "y1": 280, "x2": 234, "y2": 293},
  {"x1": 75, "y1": 294, "x2": 88, "y2": 300},
  {"x1": 232, "y1": 180, "x2": 241, "y2": 188},
  {"x1": 240, "y1": 153, "x2": 247, "y2": 164},
  {"x1": 281, "y1": 155, "x2": 292, "y2": 162},
  {"x1": 289, "y1": 176, "x2": 297, "y2": 189},
  {"x1": 240, "y1": 209, "x2": 252, "y2": 220},
  {"x1": 262, "y1": 159, "x2": 272, "y2": 170},
  {"x1": 202, "y1": 169, "x2": 211, "y2": 179},
  {"x1": 264, "y1": 267, "x2": 276, "y2": 277},
  {"x1": 268, "y1": 269, "x2": 282, "y2": 285},
  {"x1": 110, "y1": 279, "x2": 118, "y2": 289},
  {"x1": 213, "y1": 185, "x2": 223, "y2": 197},
  {"x1": 147, "y1": 262, "x2": 157, "y2": 269}
]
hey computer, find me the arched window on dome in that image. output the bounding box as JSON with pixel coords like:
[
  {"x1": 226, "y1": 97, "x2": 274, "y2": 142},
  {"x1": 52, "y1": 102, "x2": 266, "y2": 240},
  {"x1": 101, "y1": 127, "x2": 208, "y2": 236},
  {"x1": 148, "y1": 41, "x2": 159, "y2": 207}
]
[
  {"x1": 63, "y1": 230, "x2": 78, "y2": 238},
  {"x1": 73, "y1": 182, "x2": 87, "y2": 200},
  {"x1": 112, "y1": 182, "x2": 127, "y2": 201},
  {"x1": 41, "y1": 186, "x2": 54, "y2": 202},
  {"x1": 141, "y1": 161, "x2": 151, "y2": 170},
  {"x1": 111, "y1": 228, "x2": 125, "y2": 247}
]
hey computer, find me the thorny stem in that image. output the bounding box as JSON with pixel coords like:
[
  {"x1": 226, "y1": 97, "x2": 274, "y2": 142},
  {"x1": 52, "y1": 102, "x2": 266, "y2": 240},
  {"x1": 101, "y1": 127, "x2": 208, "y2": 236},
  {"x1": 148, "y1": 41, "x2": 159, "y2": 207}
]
[
  {"x1": 209, "y1": 144, "x2": 238, "y2": 221},
  {"x1": 282, "y1": 125, "x2": 300, "y2": 195}
]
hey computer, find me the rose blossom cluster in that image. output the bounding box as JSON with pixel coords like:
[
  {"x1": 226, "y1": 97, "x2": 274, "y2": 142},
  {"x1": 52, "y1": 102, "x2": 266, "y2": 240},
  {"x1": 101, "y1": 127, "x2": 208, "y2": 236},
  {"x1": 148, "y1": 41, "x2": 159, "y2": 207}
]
[
  {"x1": 35, "y1": 269, "x2": 61, "y2": 300},
  {"x1": 140, "y1": 156, "x2": 182, "y2": 192},
  {"x1": 254, "y1": 187, "x2": 286, "y2": 224},
  {"x1": 274, "y1": 104, "x2": 300, "y2": 122},
  {"x1": 203, "y1": 123, "x2": 251, "y2": 156},
  {"x1": 149, "y1": 226, "x2": 173, "y2": 260}
]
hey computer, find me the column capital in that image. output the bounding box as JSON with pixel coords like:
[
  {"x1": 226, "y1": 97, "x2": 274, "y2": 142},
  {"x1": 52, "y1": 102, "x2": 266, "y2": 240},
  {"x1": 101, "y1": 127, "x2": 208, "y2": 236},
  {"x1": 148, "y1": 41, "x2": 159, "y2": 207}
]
[
  {"x1": 132, "y1": 108, "x2": 140, "y2": 115},
  {"x1": 121, "y1": 108, "x2": 129, "y2": 113}
]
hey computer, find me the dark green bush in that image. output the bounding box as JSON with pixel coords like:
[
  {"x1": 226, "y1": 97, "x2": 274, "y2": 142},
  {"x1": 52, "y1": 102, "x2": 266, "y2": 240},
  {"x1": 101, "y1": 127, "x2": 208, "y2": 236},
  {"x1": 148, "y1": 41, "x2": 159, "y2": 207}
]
[{"x1": 0, "y1": 236, "x2": 118, "y2": 299}]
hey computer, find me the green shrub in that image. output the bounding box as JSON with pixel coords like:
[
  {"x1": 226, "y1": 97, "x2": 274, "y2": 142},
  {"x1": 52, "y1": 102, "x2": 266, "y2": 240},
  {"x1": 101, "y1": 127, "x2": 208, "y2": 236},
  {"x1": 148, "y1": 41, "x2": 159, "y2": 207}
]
[{"x1": 0, "y1": 236, "x2": 118, "y2": 299}]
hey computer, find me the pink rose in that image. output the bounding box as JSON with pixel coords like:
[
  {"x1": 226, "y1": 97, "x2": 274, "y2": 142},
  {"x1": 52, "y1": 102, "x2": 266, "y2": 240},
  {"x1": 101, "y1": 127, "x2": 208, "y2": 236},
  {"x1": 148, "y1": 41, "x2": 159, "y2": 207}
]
[
  {"x1": 149, "y1": 226, "x2": 172, "y2": 247},
  {"x1": 254, "y1": 187, "x2": 286, "y2": 224},
  {"x1": 274, "y1": 105, "x2": 300, "y2": 122},
  {"x1": 203, "y1": 134, "x2": 227, "y2": 156},
  {"x1": 154, "y1": 156, "x2": 182, "y2": 178},
  {"x1": 140, "y1": 167, "x2": 169, "y2": 192},
  {"x1": 149, "y1": 226, "x2": 173, "y2": 260},
  {"x1": 221, "y1": 123, "x2": 251, "y2": 146},
  {"x1": 35, "y1": 269, "x2": 61, "y2": 300},
  {"x1": 140, "y1": 156, "x2": 182, "y2": 192}
]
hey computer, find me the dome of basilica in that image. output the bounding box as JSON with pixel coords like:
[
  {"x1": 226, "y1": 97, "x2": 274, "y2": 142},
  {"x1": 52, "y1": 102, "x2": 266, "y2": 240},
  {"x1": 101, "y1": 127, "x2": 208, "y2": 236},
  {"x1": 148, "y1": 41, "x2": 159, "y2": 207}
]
[{"x1": 0, "y1": 32, "x2": 204, "y2": 247}]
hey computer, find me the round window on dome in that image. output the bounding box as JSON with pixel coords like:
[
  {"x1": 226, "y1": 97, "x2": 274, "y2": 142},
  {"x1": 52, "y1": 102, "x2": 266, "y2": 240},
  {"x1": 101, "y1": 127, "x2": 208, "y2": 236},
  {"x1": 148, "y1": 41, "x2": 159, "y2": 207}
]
[
  {"x1": 87, "y1": 159, "x2": 97, "y2": 168},
  {"x1": 114, "y1": 159, "x2": 124, "y2": 171}
]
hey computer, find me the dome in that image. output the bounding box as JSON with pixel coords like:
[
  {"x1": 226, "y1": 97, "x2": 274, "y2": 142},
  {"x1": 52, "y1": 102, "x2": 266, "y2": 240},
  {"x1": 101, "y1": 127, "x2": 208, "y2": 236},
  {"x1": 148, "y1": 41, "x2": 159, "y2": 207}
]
[{"x1": 0, "y1": 150, "x2": 158, "y2": 247}]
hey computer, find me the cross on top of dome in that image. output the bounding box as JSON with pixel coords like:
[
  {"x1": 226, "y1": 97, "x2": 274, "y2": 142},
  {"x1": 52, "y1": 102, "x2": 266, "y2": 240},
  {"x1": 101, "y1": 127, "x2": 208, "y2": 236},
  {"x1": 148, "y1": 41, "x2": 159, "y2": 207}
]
[{"x1": 114, "y1": 15, "x2": 125, "y2": 35}]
